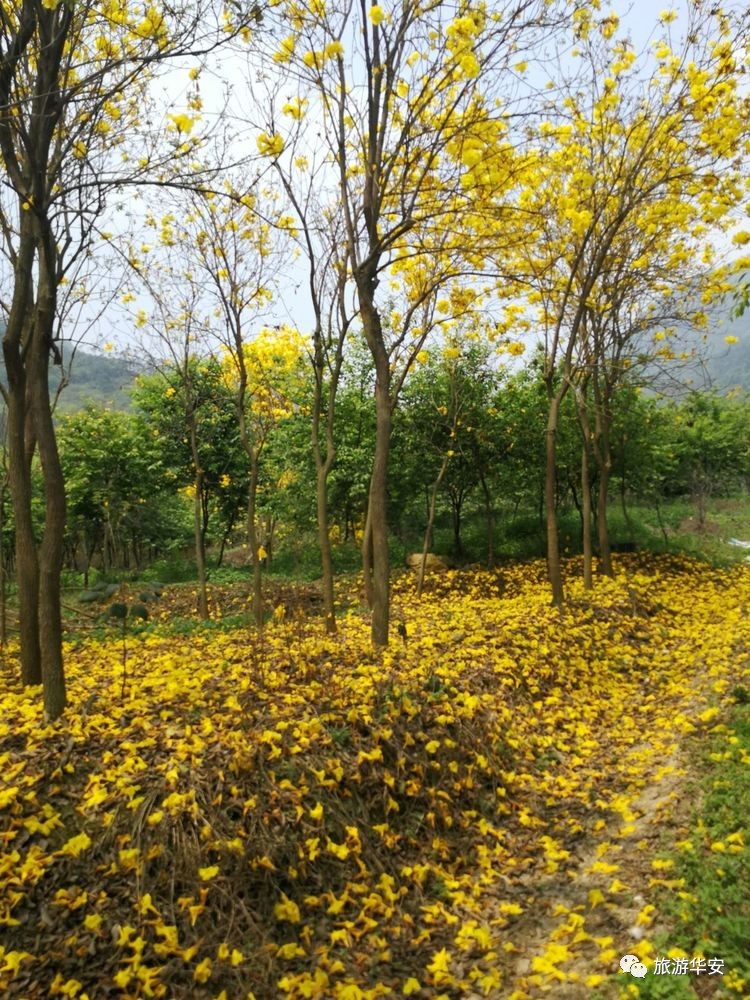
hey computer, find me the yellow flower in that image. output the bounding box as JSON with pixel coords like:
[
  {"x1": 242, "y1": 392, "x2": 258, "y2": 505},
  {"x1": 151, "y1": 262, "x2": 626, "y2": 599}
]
[
  {"x1": 193, "y1": 958, "x2": 212, "y2": 983},
  {"x1": 427, "y1": 948, "x2": 452, "y2": 984},
  {"x1": 59, "y1": 833, "x2": 92, "y2": 857},
  {"x1": 324, "y1": 40, "x2": 344, "y2": 59},
  {"x1": 274, "y1": 35, "x2": 296, "y2": 63},
  {"x1": 256, "y1": 132, "x2": 284, "y2": 157},
  {"x1": 168, "y1": 113, "x2": 196, "y2": 134},
  {"x1": 369, "y1": 4, "x2": 385, "y2": 25},
  {"x1": 282, "y1": 98, "x2": 308, "y2": 120},
  {"x1": 274, "y1": 894, "x2": 301, "y2": 923}
]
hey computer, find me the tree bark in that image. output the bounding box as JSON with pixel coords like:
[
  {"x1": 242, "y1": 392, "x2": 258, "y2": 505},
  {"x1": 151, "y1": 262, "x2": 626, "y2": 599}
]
[
  {"x1": 580, "y1": 442, "x2": 593, "y2": 590},
  {"x1": 311, "y1": 344, "x2": 338, "y2": 634},
  {"x1": 597, "y1": 463, "x2": 612, "y2": 575},
  {"x1": 31, "y1": 258, "x2": 67, "y2": 720},
  {"x1": 545, "y1": 391, "x2": 564, "y2": 607},
  {"x1": 315, "y1": 464, "x2": 336, "y2": 633},
  {"x1": 246, "y1": 459, "x2": 263, "y2": 629},
  {"x1": 188, "y1": 414, "x2": 209, "y2": 620},
  {"x1": 451, "y1": 492, "x2": 464, "y2": 559},
  {"x1": 575, "y1": 386, "x2": 593, "y2": 590},
  {"x1": 479, "y1": 472, "x2": 494, "y2": 569},
  {"x1": 3, "y1": 217, "x2": 41, "y2": 686},
  {"x1": 350, "y1": 265, "x2": 392, "y2": 645},
  {"x1": 361, "y1": 500, "x2": 373, "y2": 608},
  {"x1": 593, "y1": 379, "x2": 613, "y2": 576},
  {"x1": 417, "y1": 453, "x2": 450, "y2": 598},
  {"x1": 369, "y1": 356, "x2": 391, "y2": 646}
]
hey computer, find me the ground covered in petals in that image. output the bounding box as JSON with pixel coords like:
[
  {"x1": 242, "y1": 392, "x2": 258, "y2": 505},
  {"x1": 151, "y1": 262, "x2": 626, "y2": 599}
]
[{"x1": 1, "y1": 555, "x2": 749, "y2": 999}]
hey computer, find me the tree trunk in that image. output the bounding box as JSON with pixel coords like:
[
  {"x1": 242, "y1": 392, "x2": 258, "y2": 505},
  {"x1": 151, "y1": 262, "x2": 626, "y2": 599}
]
[
  {"x1": 355, "y1": 249, "x2": 391, "y2": 646},
  {"x1": 188, "y1": 415, "x2": 209, "y2": 620},
  {"x1": 451, "y1": 494, "x2": 463, "y2": 559},
  {"x1": 592, "y1": 374, "x2": 613, "y2": 576},
  {"x1": 361, "y1": 497, "x2": 373, "y2": 608},
  {"x1": 369, "y1": 359, "x2": 391, "y2": 646},
  {"x1": 3, "y1": 219, "x2": 42, "y2": 686},
  {"x1": 479, "y1": 472, "x2": 494, "y2": 569},
  {"x1": 216, "y1": 530, "x2": 228, "y2": 568},
  {"x1": 316, "y1": 464, "x2": 336, "y2": 633},
  {"x1": 31, "y1": 319, "x2": 67, "y2": 720},
  {"x1": 575, "y1": 386, "x2": 593, "y2": 590},
  {"x1": 597, "y1": 464, "x2": 612, "y2": 575},
  {"x1": 580, "y1": 442, "x2": 592, "y2": 590},
  {"x1": 620, "y1": 475, "x2": 633, "y2": 540},
  {"x1": 418, "y1": 454, "x2": 450, "y2": 598},
  {"x1": 247, "y1": 459, "x2": 263, "y2": 629},
  {"x1": 311, "y1": 356, "x2": 338, "y2": 634},
  {"x1": 545, "y1": 391, "x2": 564, "y2": 607}
]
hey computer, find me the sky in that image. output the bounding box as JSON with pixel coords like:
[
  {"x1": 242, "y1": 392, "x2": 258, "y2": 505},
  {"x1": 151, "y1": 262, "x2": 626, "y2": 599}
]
[{"x1": 78, "y1": 0, "x2": 749, "y2": 364}]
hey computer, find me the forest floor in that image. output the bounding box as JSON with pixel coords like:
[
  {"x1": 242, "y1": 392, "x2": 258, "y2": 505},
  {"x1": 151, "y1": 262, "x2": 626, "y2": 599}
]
[{"x1": 0, "y1": 554, "x2": 749, "y2": 999}]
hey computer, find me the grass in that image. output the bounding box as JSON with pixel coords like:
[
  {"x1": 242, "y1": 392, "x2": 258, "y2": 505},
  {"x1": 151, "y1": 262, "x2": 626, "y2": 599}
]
[
  {"x1": 603, "y1": 689, "x2": 750, "y2": 1000},
  {"x1": 48, "y1": 496, "x2": 750, "y2": 606},
  {"x1": 609, "y1": 498, "x2": 750, "y2": 567}
]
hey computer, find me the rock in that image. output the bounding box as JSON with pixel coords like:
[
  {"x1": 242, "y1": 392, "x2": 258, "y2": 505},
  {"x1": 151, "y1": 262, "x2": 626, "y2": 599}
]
[{"x1": 405, "y1": 553, "x2": 449, "y2": 573}]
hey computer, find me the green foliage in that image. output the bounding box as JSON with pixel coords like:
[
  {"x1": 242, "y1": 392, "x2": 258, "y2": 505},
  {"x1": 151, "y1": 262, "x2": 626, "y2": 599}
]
[
  {"x1": 132, "y1": 359, "x2": 249, "y2": 550},
  {"x1": 58, "y1": 405, "x2": 191, "y2": 572},
  {"x1": 628, "y1": 705, "x2": 750, "y2": 998}
]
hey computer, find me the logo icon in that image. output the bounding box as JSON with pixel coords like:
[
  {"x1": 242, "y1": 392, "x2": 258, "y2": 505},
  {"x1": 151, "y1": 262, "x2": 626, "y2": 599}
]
[{"x1": 620, "y1": 954, "x2": 648, "y2": 978}]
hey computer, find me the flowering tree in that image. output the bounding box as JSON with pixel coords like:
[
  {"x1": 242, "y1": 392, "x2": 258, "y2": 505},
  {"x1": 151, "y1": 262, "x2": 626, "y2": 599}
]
[
  {"x1": 0, "y1": 0, "x2": 254, "y2": 718},
  {"x1": 489, "y1": 3, "x2": 748, "y2": 605},
  {"x1": 250, "y1": 0, "x2": 555, "y2": 645}
]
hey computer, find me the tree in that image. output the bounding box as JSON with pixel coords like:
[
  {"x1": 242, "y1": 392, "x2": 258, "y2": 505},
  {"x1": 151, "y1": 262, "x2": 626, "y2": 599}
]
[
  {"x1": 571, "y1": 252, "x2": 727, "y2": 580},
  {"x1": 57, "y1": 406, "x2": 185, "y2": 581},
  {"x1": 393, "y1": 337, "x2": 503, "y2": 575},
  {"x1": 133, "y1": 356, "x2": 243, "y2": 619},
  {"x1": 490, "y1": 3, "x2": 747, "y2": 605},
  {"x1": 271, "y1": 140, "x2": 354, "y2": 634},
  {"x1": 673, "y1": 391, "x2": 750, "y2": 529},
  {"x1": 0, "y1": 0, "x2": 254, "y2": 718},
  {"x1": 253, "y1": 0, "x2": 555, "y2": 645},
  {"x1": 219, "y1": 325, "x2": 307, "y2": 627}
]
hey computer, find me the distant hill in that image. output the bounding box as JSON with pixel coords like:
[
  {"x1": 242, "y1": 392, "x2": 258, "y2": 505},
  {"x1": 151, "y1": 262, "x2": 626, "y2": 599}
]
[
  {"x1": 0, "y1": 344, "x2": 144, "y2": 413},
  {"x1": 51, "y1": 349, "x2": 145, "y2": 413},
  {"x1": 701, "y1": 304, "x2": 750, "y2": 391},
  {"x1": 638, "y1": 280, "x2": 750, "y2": 395},
  {"x1": 679, "y1": 290, "x2": 750, "y2": 392}
]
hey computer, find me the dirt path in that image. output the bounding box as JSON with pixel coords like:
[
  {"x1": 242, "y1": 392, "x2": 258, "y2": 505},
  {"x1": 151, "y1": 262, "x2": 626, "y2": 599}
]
[{"x1": 461, "y1": 682, "x2": 715, "y2": 1000}]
